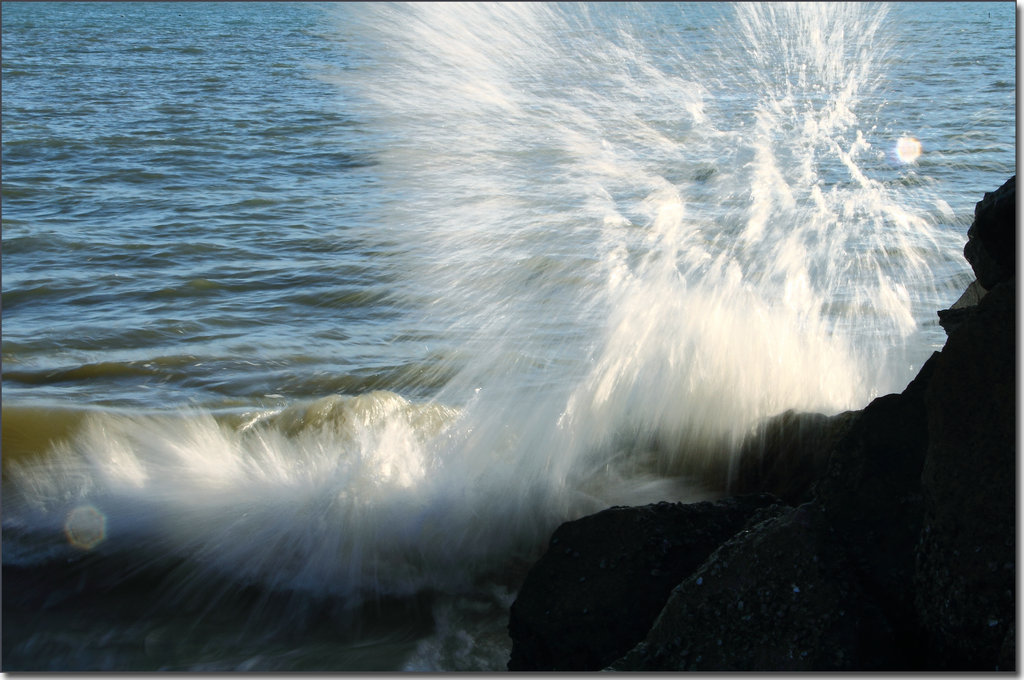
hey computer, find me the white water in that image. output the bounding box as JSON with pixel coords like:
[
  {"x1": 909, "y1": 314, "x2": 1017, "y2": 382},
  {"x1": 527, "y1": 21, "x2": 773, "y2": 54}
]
[{"x1": 5, "y1": 3, "x2": 971, "y2": 669}]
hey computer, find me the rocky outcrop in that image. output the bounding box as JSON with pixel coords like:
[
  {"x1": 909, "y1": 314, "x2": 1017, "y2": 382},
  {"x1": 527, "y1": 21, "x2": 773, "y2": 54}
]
[
  {"x1": 728, "y1": 409, "x2": 857, "y2": 504},
  {"x1": 940, "y1": 174, "x2": 1015, "y2": 334},
  {"x1": 916, "y1": 279, "x2": 1016, "y2": 669},
  {"x1": 508, "y1": 177, "x2": 1016, "y2": 672},
  {"x1": 811, "y1": 351, "x2": 938, "y2": 659},
  {"x1": 610, "y1": 504, "x2": 896, "y2": 671},
  {"x1": 937, "y1": 279, "x2": 986, "y2": 334},
  {"x1": 609, "y1": 352, "x2": 943, "y2": 671},
  {"x1": 915, "y1": 176, "x2": 1016, "y2": 669},
  {"x1": 964, "y1": 175, "x2": 1015, "y2": 289},
  {"x1": 507, "y1": 494, "x2": 781, "y2": 671}
]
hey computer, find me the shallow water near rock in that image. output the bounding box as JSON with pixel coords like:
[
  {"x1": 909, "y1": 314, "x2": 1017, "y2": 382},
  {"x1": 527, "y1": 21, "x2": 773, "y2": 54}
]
[{"x1": 1, "y1": 2, "x2": 1014, "y2": 671}]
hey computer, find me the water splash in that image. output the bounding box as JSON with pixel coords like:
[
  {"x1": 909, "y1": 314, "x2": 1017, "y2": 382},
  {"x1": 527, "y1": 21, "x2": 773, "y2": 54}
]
[
  {"x1": 6, "y1": 2, "x2": 964, "y2": 615},
  {"x1": 328, "y1": 2, "x2": 960, "y2": 474}
]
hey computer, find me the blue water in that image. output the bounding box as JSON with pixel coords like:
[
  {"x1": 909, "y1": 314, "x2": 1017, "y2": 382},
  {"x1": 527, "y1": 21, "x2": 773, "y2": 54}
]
[
  {"x1": 3, "y1": 2, "x2": 417, "y2": 408},
  {"x1": 1, "y1": 1, "x2": 1015, "y2": 671}
]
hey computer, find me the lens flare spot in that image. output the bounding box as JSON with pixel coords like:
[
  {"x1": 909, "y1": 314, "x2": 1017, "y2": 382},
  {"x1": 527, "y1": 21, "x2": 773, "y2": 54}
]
[
  {"x1": 895, "y1": 136, "x2": 922, "y2": 164},
  {"x1": 64, "y1": 505, "x2": 106, "y2": 550}
]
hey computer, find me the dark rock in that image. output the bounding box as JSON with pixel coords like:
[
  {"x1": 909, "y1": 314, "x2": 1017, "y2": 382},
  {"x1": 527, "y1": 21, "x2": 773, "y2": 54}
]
[
  {"x1": 939, "y1": 173, "x2": 1013, "y2": 335},
  {"x1": 506, "y1": 493, "x2": 781, "y2": 671},
  {"x1": 964, "y1": 175, "x2": 1015, "y2": 289},
  {"x1": 915, "y1": 280, "x2": 1016, "y2": 670},
  {"x1": 729, "y1": 409, "x2": 858, "y2": 504},
  {"x1": 999, "y1": 621, "x2": 1016, "y2": 672},
  {"x1": 937, "y1": 304, "x2": 975, "y2": 335},
  {"x1": 611, "y1": 503, "x2": 898, "y2": 671},
  {"x1": 613, "y1": 352, "x2": 942, "y2": 671},
  {"x1": 937, "y1": 279, "x2": 987, "y2": 335},
  {"x1": 809, "y1": 351, "x2": 938, "y2": 657}
]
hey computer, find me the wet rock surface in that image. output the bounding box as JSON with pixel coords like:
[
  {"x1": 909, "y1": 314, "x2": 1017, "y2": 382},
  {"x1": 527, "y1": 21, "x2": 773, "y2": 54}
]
[
  {"x1": 610, "y1": 504, "x2": 895, "y2": 671},
  {"x1": 507, "y1": 178, "x2": 1016, "y2": 672},
  {"x1": 916, "y1": 279, "x2": 1016, "y2": 669},
  {"x1": 728, "y1": 408, "x2": 857, "y2": 504},
  {"x1": 506, "y1": 493, "x2": 781, "y2": 671}
]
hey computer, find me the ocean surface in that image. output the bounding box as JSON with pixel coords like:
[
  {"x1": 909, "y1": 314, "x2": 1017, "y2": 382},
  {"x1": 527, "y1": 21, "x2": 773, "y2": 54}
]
[{"x1": 2, "y1": 1, "x2": 1015, "y2": 671}]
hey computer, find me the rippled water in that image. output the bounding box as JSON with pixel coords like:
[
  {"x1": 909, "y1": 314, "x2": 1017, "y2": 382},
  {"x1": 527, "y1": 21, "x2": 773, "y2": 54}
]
[
  {"x1": 3, "y1": 2, "x2": 413, "y2": 407},
  {"x1": 2, "y1": 1, "x2": 1015, "y2": 671}
]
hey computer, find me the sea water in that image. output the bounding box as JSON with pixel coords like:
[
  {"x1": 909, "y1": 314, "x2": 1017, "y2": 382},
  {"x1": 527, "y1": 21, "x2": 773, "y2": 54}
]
[{"x1": 1, "y1": 2, "x2": 1015, "y2": 671}]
